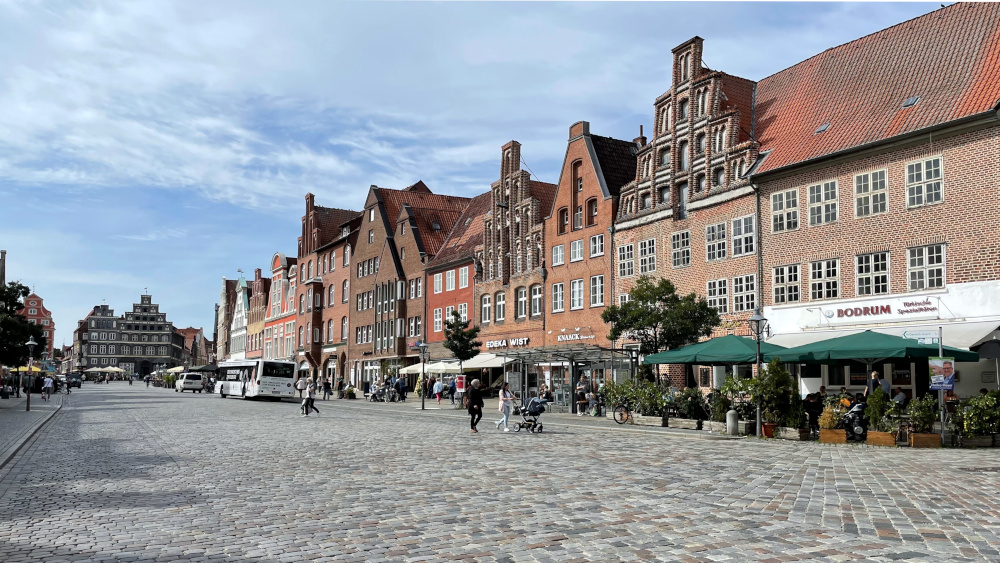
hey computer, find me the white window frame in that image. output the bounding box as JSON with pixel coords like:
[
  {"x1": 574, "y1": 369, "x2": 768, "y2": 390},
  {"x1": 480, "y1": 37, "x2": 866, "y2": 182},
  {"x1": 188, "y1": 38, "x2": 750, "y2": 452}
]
[
  {"x1": 570, "y1": 279, "x2": 584, "y2": 310},
  {"x1": 445, "y1": 306, "x2": 454, "y2": 325},
  {"x1": 707, "y1": 279, "x2": 728, "y2": 314},
  {"x1": 638, "y1": 239, "x2": 656, "y2": 273},
  {"x1": 906, "y1": 156, "x2": 943, "y2": 208},
  {"x1": 458, "y1": 267, "x2": 469, "y2": 289},
  {"x1": 590, "y1": 275, "x2": 604, "y2": 307},
  {"x1": 516, "y1": 288, "x2": 527, "y2": 319},
  {"x1": 855, "y1": 169, "x2": 887, "y2": 218},
  {"x1": 590, "y1": 234, "x2": 604, "y2": 257},
  {"x1": 570, "y1": 240, "x2": 584, "y2": 262},
  {"x1": 618, "y1": 244, "x2": 635, "y2": 277},
  {"x1": 732, "y1": 274, "x2": 756, "y2": 313},
  {"x1": 706, "y1": 223, "x2": 727, "y2": 261},
  {"x1": 671, "y1": 232, "x2": 691, "y2": 268},
  {"x1": 446, "y1": 270, "x2": 455, "y2": 291},
  {"x1": 856, "y1": 252, "x2": 890, "y2": 296},
  {"x1": 458, "y1": 303, "x2": 468, "y2": 322},
  {"x1": 433, "y1": 308, "x2": 443, "y2": 332},
  {"x1": 907, "y1": 244, "x2": 945, "y2": 291},
  {"x1": 552, "y1": 245, "x2": 565, "y2": 266},
  {"x1": 771, "y1": 189, "x2": 799, "y2": 233},
  {"x1": 551, "y1": 283, "x2": 565, "y2": 313},
  {"x1": 810, "y1": 259, "x2": 840, "y2": 300},
  {"x1": 808, "y1": 180, "x2": 838, "y2": 226},
  {"x1": 731, "y1": 216, "x2": 755, "y2": 257},
  {"x1": 481, "y1": 295, "x2": 491, "y2": 323},
  {"x1": 772, "y1": 265, "x2": 801, "y2": 304},
  {"x1": 495, "y1": 293, "x2": 506, "y2": 321}
]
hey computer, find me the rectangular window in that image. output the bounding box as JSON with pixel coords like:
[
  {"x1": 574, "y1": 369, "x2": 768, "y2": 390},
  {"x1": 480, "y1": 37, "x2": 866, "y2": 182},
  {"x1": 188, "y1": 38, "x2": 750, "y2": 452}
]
[
  {"x1": 618, "y1": 245, "x2": 635, "y2": 277},
  {"x1": 417, "y1": 279, "x2": 422, "y2": 298},
  {"x1": 573, "y1": 206, "x2": 583, "y2": 230},
  {"x1": 570, "y1": 240, "x2": 584, "y2": 262},
  {"x1": 671, "y1": 232, "x2": 690, "y2": 268},
  {"x1": 706, "y1": 223, "x2": 727, "y2": 261},
  {"x1": 495, "y1": 293, "x2": 506, "y2": 321},
  {"x1": 906, "y1": 157, "x2": 942, "y2": 208},
  {"x1": 732, "y1": 216, "x2": 755, "y2": 257},
  {"x1": 458, "y1": 303, "x2": 468, "y2": 322},
  {"x1": 433, "y1": 308, "x2": 442, "y2": 332},
  {"x1": 907, "y1": 244, "x2": 945, "y2": 291},
  {"x1": 856, "y1": 252, "x2": 889, "y2": 296},
  {"x1": 415, "y1": 317, "x2": 421, "y2": 336},
  {"x1": 445, "y1": 306, "x2": 454, "y2": 326},
  {"x1": 530, "y1": 286, "x2": 543, "y2": 316},
  {"x1": 618, "y1": 294, "x2": 631, "y2": 306},
  {"x1": 446, "y1": 270, "x2": 455, "y2": 291},
  {"x1": 552, "y1": 245, "x2": 565, "y2": 266},
  {"x1": 570, "y1": 279, "x2": 584, "y2": 310},
  {"x1": 638, "y1": 239, "x2": 656, "y2": 273},
  {"x1": 516, "y1": 289, "x2": 527, "y2": 319},
  {"x1": 458, "y1": 267, "x2": 469, "y2": 289},
  {"x1": 707, "y1": 279, "x2": 728, "y2": 313},
  {"x1": 590, "y1": 275, "x2": 604, "y2": 306},
  {"x1": 772, "y1": 265, "x2": 801, "y2": 304},
  {"x1": 810, "y1": 259, "x2": 840, "y2": 300},
  {"x1": 808, "y1": 180, "x2": 838, "y2": 225},
  {"x1": 590, "y1": 234, "x2": 604, "y2": 257},
  {"x1": 771, "y1": 189, "x2": 799, "y2": 232},
  {"x1": 855, "y1": 170, "x2": 887, "y2": 217},
  {"x1": 733, "y1": 275, "x2": 756, "y2": 312},
  {"x1": 434, "y1": 273, "x2": 442, "y2": 294},
  {"x1": 482, "y1": 295, "x2": 491, "y2": 323},
  {"x1": 551, "y1": 283, "x2": 565, "y2": 312}
]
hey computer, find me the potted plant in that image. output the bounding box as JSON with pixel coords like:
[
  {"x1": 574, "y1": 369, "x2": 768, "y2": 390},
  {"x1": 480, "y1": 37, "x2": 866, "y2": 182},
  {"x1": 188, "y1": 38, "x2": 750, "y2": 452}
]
[
  {"x1": 818, "y1": 398, "x2": 846, "y2": 444},
  {"x1": 670, "y1": 386, "x2": 707, "y2": 430},
  {"x1": 865, "y1": 387, "x2": 896, "y2": 447},
  {"x1": 907, "y1": 395, "x2": 941, "y2": 448},
  {"x1": 758, "y1": 359, "x2": 793, "y2": 439},
  {"x1": 778, "y1": 391, "x2": 809, "y2": 441},
  {"x1": 962, "y1": 393, "x2": 998, "y2": 447}
]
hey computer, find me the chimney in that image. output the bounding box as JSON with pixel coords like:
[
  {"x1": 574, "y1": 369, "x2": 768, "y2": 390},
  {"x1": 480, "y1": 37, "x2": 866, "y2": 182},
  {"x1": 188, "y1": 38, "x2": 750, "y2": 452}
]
[
  {"x1": 633, "y1": 125, "x2": 647, "y2": 147},
  {"x1": 0, "y1": 249, "x2": 5, "y2": 286}
]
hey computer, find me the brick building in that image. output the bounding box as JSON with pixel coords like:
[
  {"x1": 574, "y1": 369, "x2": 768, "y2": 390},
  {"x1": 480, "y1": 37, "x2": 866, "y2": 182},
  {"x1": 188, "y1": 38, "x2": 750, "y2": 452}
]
[
  {"x1": 228, "y1": 275, "x2": 249, "y2": 361},
  {"x1": 347, "y1": 182, "x2": 469, "y2": 388},
  {"x1": 263, "y1": 252, "x2": 297, "y2": 362},
  {"x1": 19, "y1": 293, "x2": 55, "y2": 358},
  {"x1": 215, "y1": 278, "x2": 237, "y2": 360},
  {"x1": 245, "y1": 268, "x2": 271, "y2": 360},
  {"x1": 318, "y1": 213, "x2": 361, "y2": 384}
]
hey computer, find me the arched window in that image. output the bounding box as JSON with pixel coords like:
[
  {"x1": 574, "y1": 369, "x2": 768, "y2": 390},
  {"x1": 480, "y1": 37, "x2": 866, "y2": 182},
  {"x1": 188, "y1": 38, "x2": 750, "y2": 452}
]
[
  {"x1": 481, "y1": 294, "x2": 491, "y2": 323},
  {"x1": 680, "y1": 54, "x2": 689, "y2": 81},
  {"x1": 714, "y1": 168, "x2": 725, "y2": 187},
  {"x1": 341, "y1": 317, "x2": 348, "y2": 341},
  {"x1": 308, "y1": 261, "x2": 313, "y2": 279},
  {"x1": 697, "y1": 89, "x2": 707, "y2": 116},
  {"x1": 299, "y1": 295, "x2": 305, "y2": 314},
  {"x1": 679, "y1": 140, "x2": 689, "y2": 171},
  {"x1": 344, "y1": 245, "x2": 351, "y2": 265},
  {"x1": 660, "y1": 108, "x2": 669, "y2": 133},
  {"x1": 558, "y1": 208, "x2": 569, "y2": 235},
  {"x1": 330, "y1": 251, "x2": 336, "y2": 270},
  {"x1": 298, "y1": 327, "x2": 304, "y2": 347},
  {"x1": 342, "y1": 280, "x2": 348, "y2": 302},
  {"x1": 586, "y1": 198, "x2": 598, "y2": 226},
  {"x1": 329, "y1": 286, "x2": 335, "y2": 305}
]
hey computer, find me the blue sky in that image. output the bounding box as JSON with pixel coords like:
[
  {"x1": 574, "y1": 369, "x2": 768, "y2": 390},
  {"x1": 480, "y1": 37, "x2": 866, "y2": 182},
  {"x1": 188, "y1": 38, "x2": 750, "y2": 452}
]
[{"x1": 0, "y1": 1, "x2": 937, "y2": 346}]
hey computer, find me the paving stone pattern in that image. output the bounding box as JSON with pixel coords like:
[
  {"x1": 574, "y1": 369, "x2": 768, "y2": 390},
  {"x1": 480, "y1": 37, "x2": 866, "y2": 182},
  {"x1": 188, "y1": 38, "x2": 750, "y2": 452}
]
[{"x1": 1, "y1": 386, "x2": 999, "y2": 562}]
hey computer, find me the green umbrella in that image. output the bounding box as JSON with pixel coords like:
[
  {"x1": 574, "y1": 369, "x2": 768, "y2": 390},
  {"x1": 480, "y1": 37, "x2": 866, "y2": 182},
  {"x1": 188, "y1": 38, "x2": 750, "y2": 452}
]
[
  {"x1": 643, "y1": 334, "x2": 788, "y2": 366},
  {"x1": 763, "y1": 330, "x2": 979, "y2": 370}
]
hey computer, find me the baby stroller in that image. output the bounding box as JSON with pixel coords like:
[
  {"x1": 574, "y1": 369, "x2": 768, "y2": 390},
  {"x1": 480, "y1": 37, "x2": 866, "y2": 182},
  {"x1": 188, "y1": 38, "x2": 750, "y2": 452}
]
[{"x1": 512, "y1": 397, "x2": 547, "y2": 433}]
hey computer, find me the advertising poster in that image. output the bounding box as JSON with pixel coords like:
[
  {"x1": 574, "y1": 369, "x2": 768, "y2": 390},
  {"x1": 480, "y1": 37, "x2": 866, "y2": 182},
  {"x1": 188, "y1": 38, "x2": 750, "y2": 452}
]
[{"x1": 928, "y1": 357, "x2": 955, "y2": 391}]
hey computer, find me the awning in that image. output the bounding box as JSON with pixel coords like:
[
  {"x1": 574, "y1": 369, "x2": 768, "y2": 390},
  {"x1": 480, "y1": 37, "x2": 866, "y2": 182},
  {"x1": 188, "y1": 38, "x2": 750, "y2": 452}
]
[
  {"x1": 398, "y1": 363, "x2": 423, "y2": 375},
  {"x1": 644, "y1": 335, "x2": 787, "y2": 366},
  {"x1": 166, "y1": 366, "x2": 185, "y2": 374},
  {"x1": 424, "y1": 361, "x2": 462, "y2": 374},
  {"x1": 767, "y1": 320, "x2": 999, "y2": 352},
  {"x1": 461, "y1": 353, "x2": 514, "y2": 370},
  {"x1": 764, "y1": 330, "x2": 980, "y2": 365}
]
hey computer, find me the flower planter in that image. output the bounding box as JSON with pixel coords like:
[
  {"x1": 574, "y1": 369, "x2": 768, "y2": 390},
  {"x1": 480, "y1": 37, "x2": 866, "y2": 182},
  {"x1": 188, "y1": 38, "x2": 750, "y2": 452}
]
[
  {"x1": 866, "y1": 431, "x2": 896, "y2": 447},
  {"x1": 994, "y1": 434, "x2": 1000, "y2": 447},
  {"x1": 762, "y1": 422, "x2": 778, "y2": 438},
  {"x1": 963, "y1": 435, "x2": 994, "y2": 448},
  {"x1": 706, "y1": 421, "x2": 727, "y2": 433},
  {"x1": 668, "y1": 417, "x2": 702, "y2": 430},
  {"x1": 909, "y1": 433, "x2": 941, "y2": 448},
  {"x1": 819, "y1": 429, "x2": 846, "y2": 444},
  {"x1": 777, "y1": 427, "x2": 810, "y2": 441},
  {"x1": 632, "y1": 413, "x2": 666, "y2": 427}
]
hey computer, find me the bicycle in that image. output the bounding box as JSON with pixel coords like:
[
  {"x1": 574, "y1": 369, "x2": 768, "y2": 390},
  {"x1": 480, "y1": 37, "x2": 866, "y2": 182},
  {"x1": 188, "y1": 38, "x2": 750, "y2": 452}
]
[{"x1": 612, "y1": 401, "x2": 634, "y2": 424}]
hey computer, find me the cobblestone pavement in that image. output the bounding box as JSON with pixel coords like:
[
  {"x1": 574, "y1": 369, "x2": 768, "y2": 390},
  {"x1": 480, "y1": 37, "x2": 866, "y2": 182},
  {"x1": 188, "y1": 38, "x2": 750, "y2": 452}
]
[
  {"x1": 0, "y1": 392, "x2": 61, "y2": 465},
  {"x1": 2, "y1": 386, "x2": 999, "y2": 562}
]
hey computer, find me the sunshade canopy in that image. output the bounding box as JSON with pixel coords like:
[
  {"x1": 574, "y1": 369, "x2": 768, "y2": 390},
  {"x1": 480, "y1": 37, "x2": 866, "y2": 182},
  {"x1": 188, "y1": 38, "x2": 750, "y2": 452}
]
[
  {"x1": 13, "y1": 365, "x2": 42, "y2": 372},
  {"x1": 398, "y1": 363, "x2": 424, "y2": 375},
  {"x1": 461, "y1": 353, "x2": 514, "y2": 370},
  {"x1": 84, "y1": 367, "x2": 103, "y2": 373},
  {"x1": 763, "y1": 330, "x2": 980, "y2": 364},
  {"x1": 644, "y1": 335, "x2": 788, "y2": 366},
  {"x1": 423, "y1": 361, "x2": 463, "y2": 374},
  {"x1": 166, "y1": 366, "x2": 185, "y2": 374}
]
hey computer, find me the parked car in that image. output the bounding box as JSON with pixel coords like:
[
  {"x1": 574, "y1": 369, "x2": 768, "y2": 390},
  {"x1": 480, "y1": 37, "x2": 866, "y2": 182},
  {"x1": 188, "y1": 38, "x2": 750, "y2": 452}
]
[
  {"x1": 66, "y1": 375, "x2": 83, "y2": 389},
  {"x1": 175, "y1": 373, "x2": 204, "y2": 393}
]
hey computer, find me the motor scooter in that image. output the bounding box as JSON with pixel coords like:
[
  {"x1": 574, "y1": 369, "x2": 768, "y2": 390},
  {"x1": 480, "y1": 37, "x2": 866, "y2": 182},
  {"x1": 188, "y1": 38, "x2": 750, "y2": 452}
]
[{"x1": 843, "y1": 401, "x2": 868, "y2": 442}]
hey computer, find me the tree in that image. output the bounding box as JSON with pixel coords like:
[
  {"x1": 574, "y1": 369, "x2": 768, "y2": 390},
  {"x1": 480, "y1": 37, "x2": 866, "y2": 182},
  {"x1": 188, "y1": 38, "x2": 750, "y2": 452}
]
[
  {"x1": 443, "y1": 310, "x2": 481, "y2": 376},
  {"x1": 601, "y1": 275, "x2": 720, "y2": 357},
  {"x1": 0, "y1": 281, "x2": 47, "y2": 367}
]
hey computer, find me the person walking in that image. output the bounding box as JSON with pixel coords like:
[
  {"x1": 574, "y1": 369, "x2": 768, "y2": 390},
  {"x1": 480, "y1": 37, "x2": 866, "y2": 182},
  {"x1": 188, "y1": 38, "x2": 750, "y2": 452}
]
[
  {"x1": 433, "y1": 378, "x2": 445, "y2": 405},
  {"x1": 322, "y1": 377, "x2": 332, "y2": 401},
  {"x1": 128, "y1": 375, "x2": 133, "y2": 386},
  {"x1": 42, "y1": 375, "x2": 53, "y2": 401},
  {"x1": 467, "y1": 379, "x2": 484, "y2": 433},
  {"x1": 448, "y1": 377, "x2": 457, "y2": 405},
  {"x1": 495, "y1": 381, "x2": 515, "y2": 432},
  {"x1": 295, "y1": 376, "x2": 307, "y2": 399},
  {"x1": 302, "y1": 377, "x2": 320, "y2": 417}
]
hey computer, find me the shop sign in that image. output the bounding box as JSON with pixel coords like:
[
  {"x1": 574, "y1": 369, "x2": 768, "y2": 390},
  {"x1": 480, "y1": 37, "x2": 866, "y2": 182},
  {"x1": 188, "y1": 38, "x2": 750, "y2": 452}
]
[
  {"x1": 557, "y1": 333, "x2": 596, "y2": 342},
  {"x1": 486, "y1": 337, "x2": 530, "y2": 349},
  {"x1": 811, "y1": 296, "x2": 940, "y2": 326}
]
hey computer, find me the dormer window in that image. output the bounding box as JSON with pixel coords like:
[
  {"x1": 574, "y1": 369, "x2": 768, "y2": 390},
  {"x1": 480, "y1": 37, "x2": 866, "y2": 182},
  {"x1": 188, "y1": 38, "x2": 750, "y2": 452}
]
[
  {"x1": 902, "y1": 96, "x2": 920, "y2": 108},
  {"x1": 815, "y1": 123, "x2": 830, "y2": 134}
]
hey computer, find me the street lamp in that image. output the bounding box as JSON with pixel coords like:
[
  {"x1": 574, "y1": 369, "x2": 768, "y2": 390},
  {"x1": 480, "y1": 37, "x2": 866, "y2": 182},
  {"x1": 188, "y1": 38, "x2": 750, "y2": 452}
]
[
  {"x1": 417, "y1": 342, "x2": 429, "y2": 411},
  {"x1": 746, "y1": 309, "x2": 768, "y2": 437},
  {"x1": 24, "y1": 336, "x2": 36, "y2": 412}
]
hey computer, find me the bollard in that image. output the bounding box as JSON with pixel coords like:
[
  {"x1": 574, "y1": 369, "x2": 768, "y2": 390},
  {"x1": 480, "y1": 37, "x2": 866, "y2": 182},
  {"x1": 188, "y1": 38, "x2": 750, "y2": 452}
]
[{"x1": 727, "y1": 409, "x2": 739, "y2": 436}]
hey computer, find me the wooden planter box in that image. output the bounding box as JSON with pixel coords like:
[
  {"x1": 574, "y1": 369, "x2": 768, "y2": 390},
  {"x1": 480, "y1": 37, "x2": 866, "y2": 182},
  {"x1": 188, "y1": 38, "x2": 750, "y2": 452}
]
[
  {"x1": 819, "y1": 429, "x2": 846, "y2": 444},
  {"x1": 909, "y1": 433, "x2": 941, "y2": 448},
  {"x1": 866, "y1": 431, "x2": 896, "y2": 447},
  {"x1": 632, "y1": 413, "x2": 666, "y2": 427},
  {"x1": 668, "y1": 417, "x2": 702, "y2": 430},
  {"x1": 963, "y1": 435, "x2": 994, "y2": 448},
  {"x1": 705, "y1": 421, "x2": 727, "y2": 433},
  {"x1": 777, "y1": 427, "x2": 810, "y2": 441}
]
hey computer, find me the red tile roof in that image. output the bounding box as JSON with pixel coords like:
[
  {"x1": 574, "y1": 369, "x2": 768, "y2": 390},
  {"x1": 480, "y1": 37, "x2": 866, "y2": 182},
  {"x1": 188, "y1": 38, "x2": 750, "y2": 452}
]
[
  {"x1": 427, "y1": 191, "x2": 492, "y2": 269},
  {"x1": 313, "y1": 207, "x2": 361, "y2": 248},
  {"x1": 529, "y1": 180, "x2": 557, "y2": 215},
  {"x1": 376, "y1": 182, "x2": 471, "y2": 256},
  {"x1": 754, "y1": 3, "x2": 1000, "y2": 175}
]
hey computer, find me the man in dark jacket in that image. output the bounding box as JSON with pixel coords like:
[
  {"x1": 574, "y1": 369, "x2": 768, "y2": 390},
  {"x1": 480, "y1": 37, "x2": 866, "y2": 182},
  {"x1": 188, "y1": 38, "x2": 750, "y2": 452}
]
[{"x1": 467, "y1": 379, "x2": 484, "y2": 433}]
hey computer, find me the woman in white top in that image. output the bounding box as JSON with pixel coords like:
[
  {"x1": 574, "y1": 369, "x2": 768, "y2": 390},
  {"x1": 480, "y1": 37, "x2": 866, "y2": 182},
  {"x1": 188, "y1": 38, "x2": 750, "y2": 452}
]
[
  {"x1": 433, "y1": 379, "x2": 445, "y2": 405},
  {"x1": 495, "y1": 381, "x2": 515, "y2": 432}
]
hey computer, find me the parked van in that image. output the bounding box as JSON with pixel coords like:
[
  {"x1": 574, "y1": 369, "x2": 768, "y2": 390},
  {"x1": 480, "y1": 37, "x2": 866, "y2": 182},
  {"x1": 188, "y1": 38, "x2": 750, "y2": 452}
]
[{"x1": 175, "y1": 372, "x2": 204, "y2": 393}]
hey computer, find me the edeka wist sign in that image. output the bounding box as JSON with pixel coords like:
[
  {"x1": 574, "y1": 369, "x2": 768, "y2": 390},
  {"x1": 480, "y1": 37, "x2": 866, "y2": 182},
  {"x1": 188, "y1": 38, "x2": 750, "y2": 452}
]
[
  {"x1": 811, "y1": 296, "x2": 940, "y2": 327},
  {"x1": 486, "y1": 337, "x2": 529, "y2": 349}
]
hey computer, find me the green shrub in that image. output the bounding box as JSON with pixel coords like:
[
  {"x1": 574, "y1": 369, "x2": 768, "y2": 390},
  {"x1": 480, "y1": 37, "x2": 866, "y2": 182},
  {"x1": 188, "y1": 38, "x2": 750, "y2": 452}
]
[
  {"x1": 719, "y1": 375, "x2": 758, "y2": 421},
  {"x1": 759, "y1": 359, "x2": 793, "y2": 424},
  {"x1": 907, "y1": 395, "x2": 938, "y2": 434},
  {"x1": 782, "y1": 391, "x2": 805, "y2": 429},
  {"x1": 163, "y1": 374, "x2": 176, "y2": 388},
  {"x1": 676, "y1": 387, "x2": 708, "y2": 420},
  {"x1": 866, "y1": 387, "x2": 893, "y2": 432},
  {"x1": 709, "y1": 389, "x2": 730, "y2": 423},
  {"x1": 963, "y1": 394, "x2": 1000, "y2": 436},
  {"x1": 602, "y1": 378, "x2": 668, "y2": 417}
]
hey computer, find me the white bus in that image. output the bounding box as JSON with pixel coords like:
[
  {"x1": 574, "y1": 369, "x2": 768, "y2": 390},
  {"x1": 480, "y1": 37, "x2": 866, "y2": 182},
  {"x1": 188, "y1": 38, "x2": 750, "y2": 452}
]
[{"x1": 216, "y1": 359, "x2": 296, "y2": 399}]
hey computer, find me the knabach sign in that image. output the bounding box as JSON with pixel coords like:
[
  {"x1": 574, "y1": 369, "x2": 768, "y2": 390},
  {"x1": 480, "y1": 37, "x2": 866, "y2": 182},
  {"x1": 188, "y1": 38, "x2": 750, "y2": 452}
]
[{"x1": 486, "y1": 337, "x2": 530, "y2": 349}]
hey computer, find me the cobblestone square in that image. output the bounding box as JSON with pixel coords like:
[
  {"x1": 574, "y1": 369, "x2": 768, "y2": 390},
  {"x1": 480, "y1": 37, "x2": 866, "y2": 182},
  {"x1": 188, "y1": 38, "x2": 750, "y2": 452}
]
[{"x1": 2, "y1": 386, "x2": 999, "y2": 562}]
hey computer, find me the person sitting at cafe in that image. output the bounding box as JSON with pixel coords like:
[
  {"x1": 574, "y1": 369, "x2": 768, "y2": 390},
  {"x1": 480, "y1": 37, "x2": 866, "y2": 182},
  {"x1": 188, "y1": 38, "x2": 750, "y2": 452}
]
[
  {"x1": 891, "y1": 387, "x2": 907, "y2": 406},
  {"x1": 980, "y1": 388, "x2": 989, "y2": 396},
  {"x1": 819, "y1": 385, "x2": 827, "y2": 396}
]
